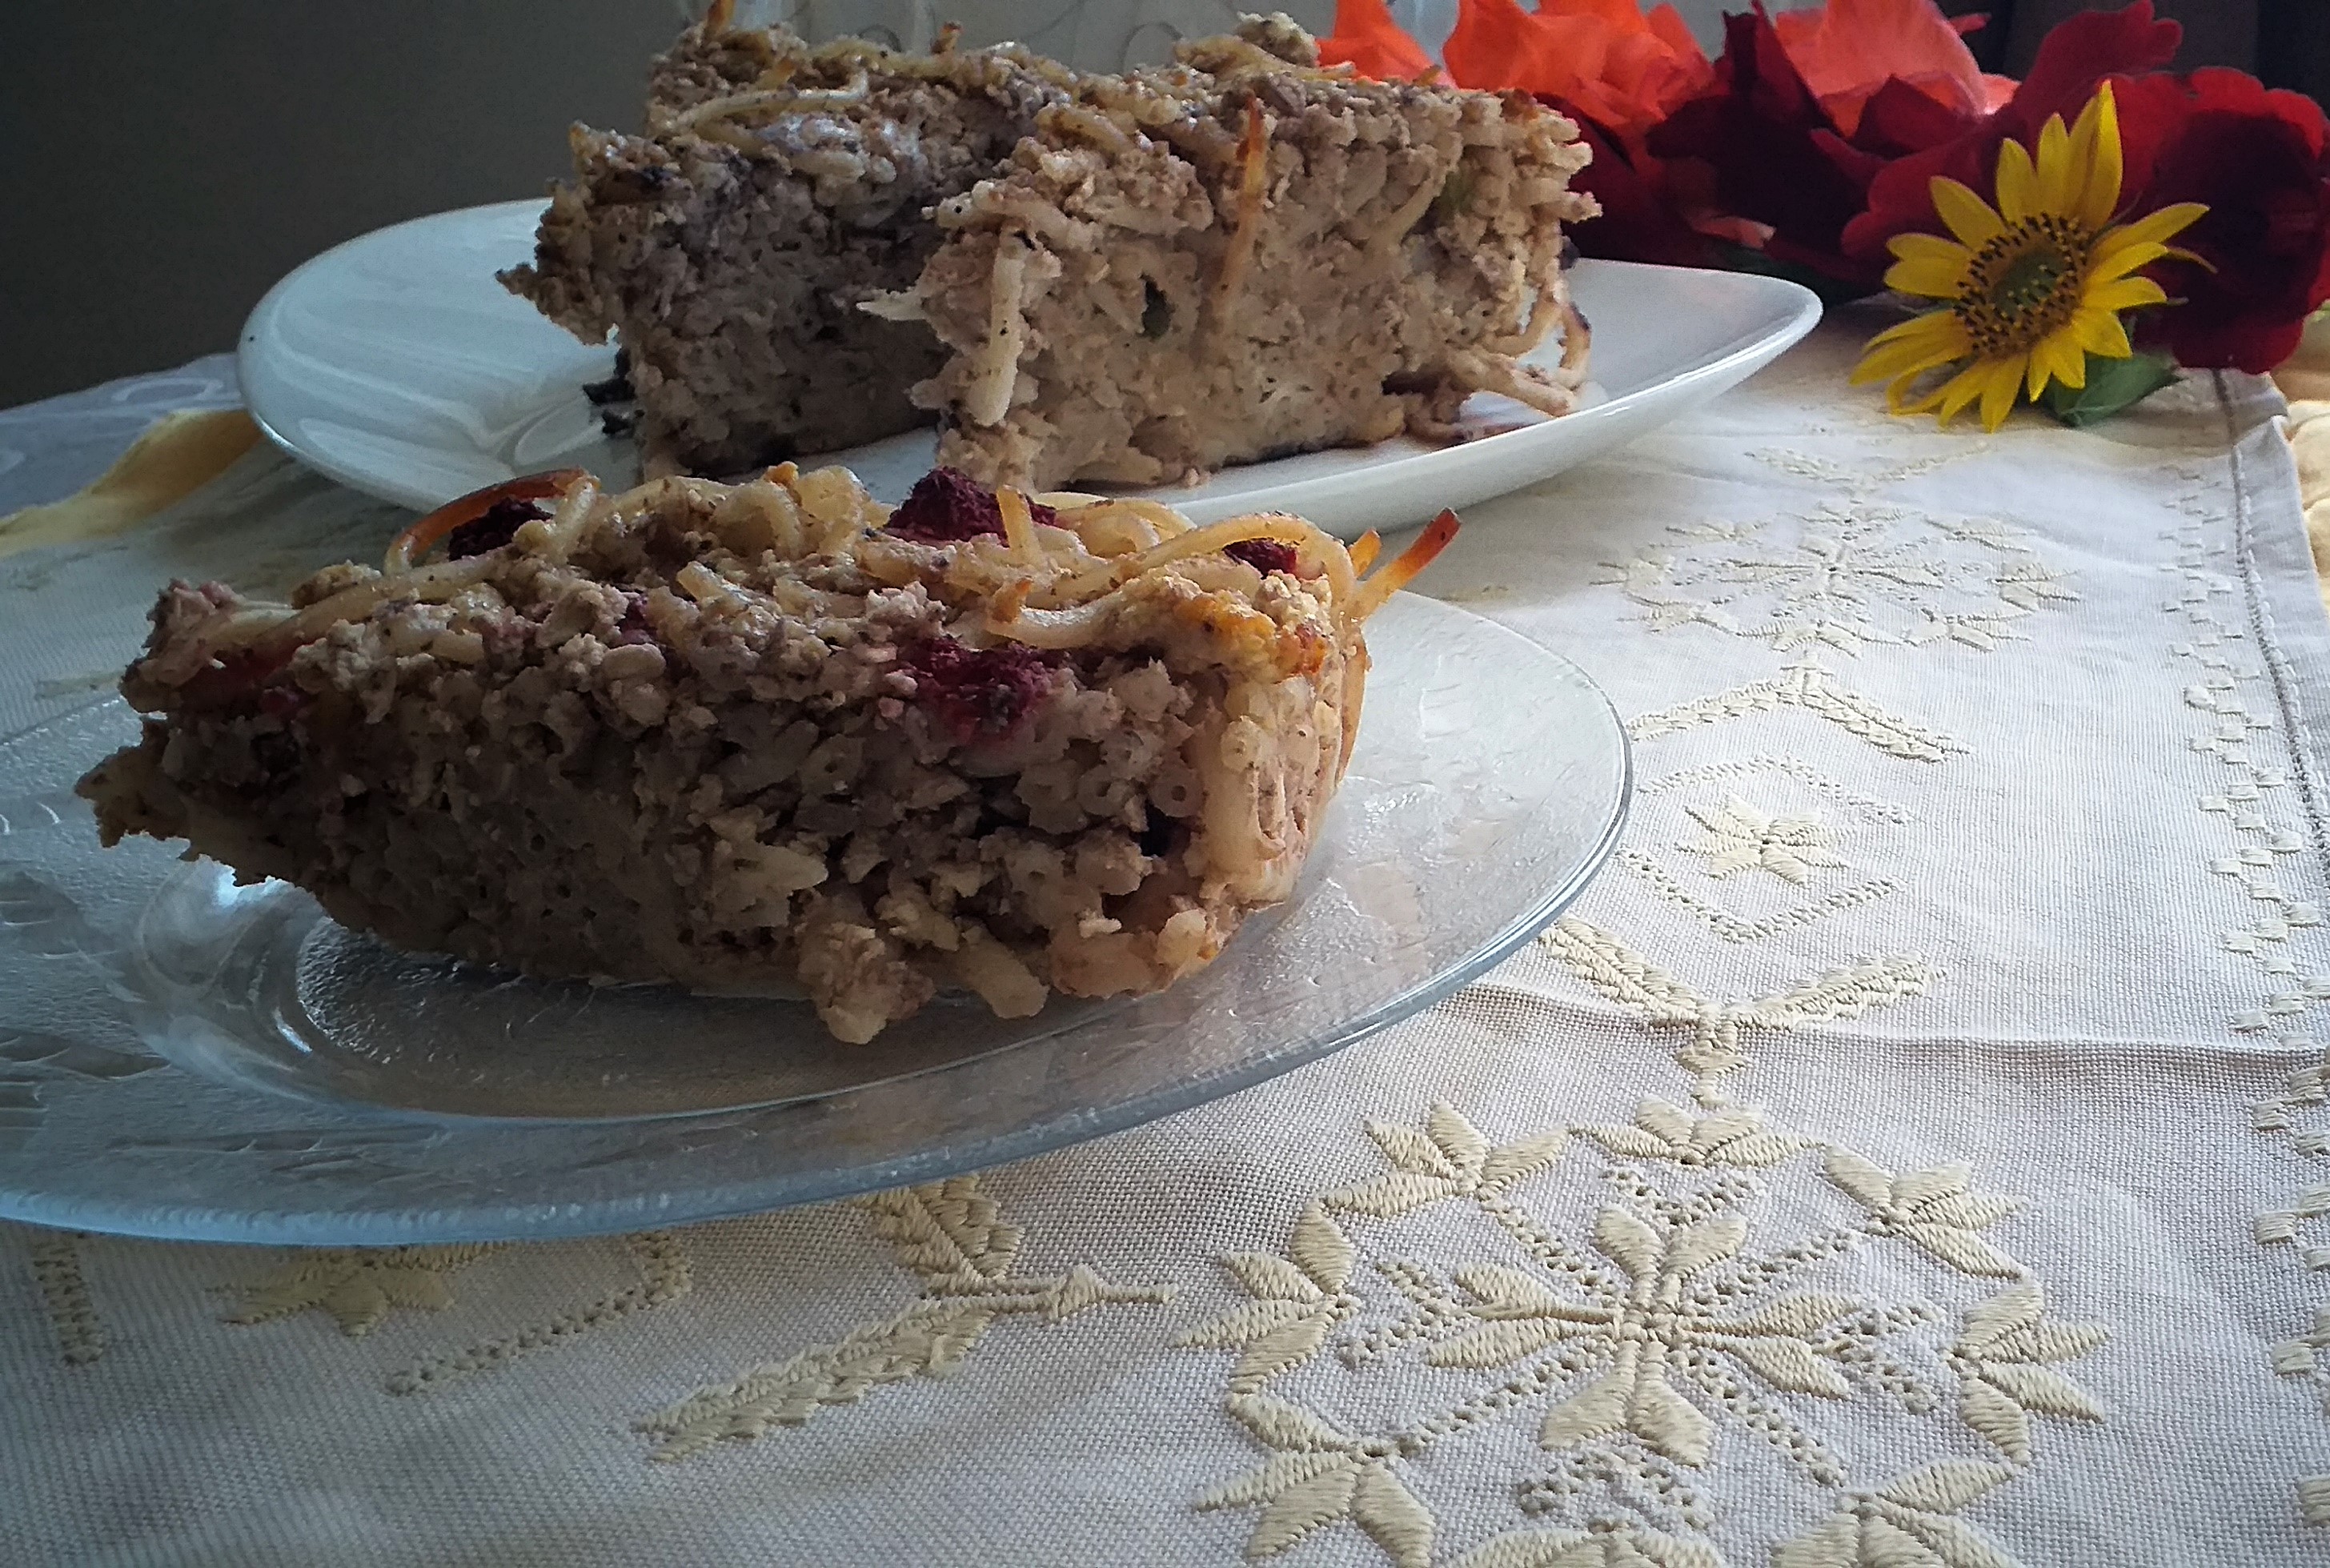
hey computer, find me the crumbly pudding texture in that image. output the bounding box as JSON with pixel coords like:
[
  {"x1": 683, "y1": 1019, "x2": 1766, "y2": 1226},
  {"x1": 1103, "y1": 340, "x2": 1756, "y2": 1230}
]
[
  {"x1": 501, "y1": 10, "x2": 1595, "y2": 489},
  {"x1": 78, "y1": 465, "x2": 1450, "y2": 1042}
]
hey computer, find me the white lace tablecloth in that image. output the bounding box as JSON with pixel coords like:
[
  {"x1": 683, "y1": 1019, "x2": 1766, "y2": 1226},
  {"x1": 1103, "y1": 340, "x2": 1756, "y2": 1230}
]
[{"x1": 6, "y1": 323, "x2": 2330, "y2": 1566}]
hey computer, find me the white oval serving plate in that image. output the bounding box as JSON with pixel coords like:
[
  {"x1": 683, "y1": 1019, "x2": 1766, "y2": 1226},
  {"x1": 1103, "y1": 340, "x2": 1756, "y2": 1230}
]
[{"x1": 239, "y1": 199, "x2": 1819, "y2": 536}]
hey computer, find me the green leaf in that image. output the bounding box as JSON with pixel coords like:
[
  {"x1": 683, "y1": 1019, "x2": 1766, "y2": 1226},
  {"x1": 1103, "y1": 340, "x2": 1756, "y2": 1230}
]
[{"x1": 2040, "y1": 348, "x2": 2179, "y2": 427}]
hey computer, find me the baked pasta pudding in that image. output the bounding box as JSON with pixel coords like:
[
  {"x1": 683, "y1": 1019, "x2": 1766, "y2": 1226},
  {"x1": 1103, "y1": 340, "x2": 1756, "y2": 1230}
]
[
  {"x1": 502, "y1": 7, "x2": 1594, "y2": 489},
  {"x1": 79, "y1": 465, "x2": 1454, "y2": 1041}
]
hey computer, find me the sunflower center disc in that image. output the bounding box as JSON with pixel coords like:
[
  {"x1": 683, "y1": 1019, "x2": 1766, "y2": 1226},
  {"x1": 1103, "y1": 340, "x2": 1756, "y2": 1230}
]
[{"x1": 1956, "y1": 216, "x2": 2092, "y2": 358}]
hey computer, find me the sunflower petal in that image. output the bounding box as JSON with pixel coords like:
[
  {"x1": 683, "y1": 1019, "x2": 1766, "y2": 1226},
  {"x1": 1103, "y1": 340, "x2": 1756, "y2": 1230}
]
[
  {"x1": 2064, "y1": 94, "x2": 2104, "y2": 227},
  {"x1": 1979, "y1": 357, "x2": 2024, "y2": 431},
  {"x1": 1929, "y1": 360, "x2": 1995, "y2": 425},
  {"x1": 2073, "y1": 310, "x2": 2132, "y2": 360},
  {"x1": 1885, "y1": 254, "x2": 1969, "y2": 299},
  {"x1": 1912, "y1": 311, "x2": 1972, "y2": 361},
  {"x1": 1859, "y1": 308, "x2": 1967, "y2": 355},
  {"x1": 1896, "y1": 383, "x2": 1943, "y2": 418},
  {"x1": 2024, "y1": 338, "x2": 2054, "y2": 401},
  {"x1": 1886, "y1": 370, "x2": 1938, "y2": 413},
  {"x1": 1855, "y1": 315, "x2": 1970, "y2": 386},
  {"x1": 1859, "y1": 343, "x2": 1947, "y2": 388},
  {"x1": 2031, "y1": 112, "x2": 2073, "y2": 218},
  {"x1": 2030, "y1": 330, "x2": 2087, "y2": 397},
  {"x1": 2087, "y1": 242, "x2": 2171, "y2": 283},
  {"x1": 2051, "y1": 331, "x2": 2091, "y2": 392},
  {"x1": 2087, "y1": 276, "x2": 2169, "y2": 312},
  {"x1": 1995, "y1": 139, "x2": 2037, "y2": 225},
  {"x1": 1896, "y1": 362, "x2": 1959, "y2": 415},
  {"x1": 1888, "y1": 232, "x2": 1973, "y2": 269},
  {"x1": 2076, "y1": 84, "x2": 2123, "y2": 230},
  {"x1": 1931, "y1": 178, "x2": 2005, "y2": 249},
  {"x1": 1859, "y1": 343, "x2": 1957, "y2": 388},
  {"x1": 2096, "y1": 202, "x2": 2208, "y2": 259},
  {"x1": 1851, "y1": 313, "x2": 1967, "y2": 385},
  {"x1": 1855, "y1": 303, "x2": 1966, "y2": 344}
]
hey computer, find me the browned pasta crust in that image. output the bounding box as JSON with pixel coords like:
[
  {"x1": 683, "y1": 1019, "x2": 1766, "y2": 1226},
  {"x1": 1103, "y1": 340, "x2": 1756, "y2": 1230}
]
[
  {"x1": 79, "y1": 467, "x2": 1450, "y2": 1042},
  {"x1": 501, "y1": 13, "x2": 1594, "y2": 489}
]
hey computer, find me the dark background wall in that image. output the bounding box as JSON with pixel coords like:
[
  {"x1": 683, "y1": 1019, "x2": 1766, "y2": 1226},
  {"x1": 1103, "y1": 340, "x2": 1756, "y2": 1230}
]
[
  {"x1": 1, "y1": 3, "x2": 689, "y2": 408},
  {"x1": 0, "y1": 1, "x2": 2311, "y2": 411}
]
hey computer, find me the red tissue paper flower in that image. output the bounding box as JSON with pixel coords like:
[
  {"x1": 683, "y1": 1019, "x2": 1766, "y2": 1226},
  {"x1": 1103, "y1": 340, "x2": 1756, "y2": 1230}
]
[
  {"x1": 1841, "y1": 2, "x2": 2181, "y2": 263},
  {"x1": 1567, "y1": 117, "x2": 1730, "y2": 269},
  {"x1": 1645, "y1": 9, "x2": 1916, "y2": 291},
  {"x1": 1771, "y1": 0, "x2": 2011, "y2": 135},
  {"x1": 1439, "y1": 0, "x2": 1714, "y2": 141},
  {"x1": 1606, "y1": 0, "x2": 2012, "y2": 289},
  {"x1": 1314, "y1": 0, "x2": 1438, "y2": 83},
  {"x1": 1321, "y1": 0, "x2": 2330, "y2": 375},
  {"x1": 1845, "y1": 2, "x2": 2330, "y2": 371},
  {"x1": 1324, "y1": 0, "x2": 1723, "y2": 267},
  {"x1": 2114, "y1": 69, "x2": 2330, "y2": 373}
]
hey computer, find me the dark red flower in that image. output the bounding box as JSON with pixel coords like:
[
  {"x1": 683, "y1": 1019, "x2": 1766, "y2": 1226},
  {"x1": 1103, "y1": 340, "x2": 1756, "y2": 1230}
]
[
  {"x1": 1852, "y1": 71, "x2": 1991, "y2": 159},
  {"x1": 2114, "y1": 69, "x2": 2330, "y2": 372},
  {"x1": 1318, "y1": 0, "x2": 2012, "y2": 292},
  {"x1": 1842, "y1": 2, "x2": 2183, "y2": 263},
  {"x1": 1563, "y1": 115, "x2": 1725, "y2": 269},
  {"x1": 1645, "y1": 11, "x2": 1899, "y2": 291},
  {"x1": 1618, "y1": 1, "x2": 2040, "y2": 290}
]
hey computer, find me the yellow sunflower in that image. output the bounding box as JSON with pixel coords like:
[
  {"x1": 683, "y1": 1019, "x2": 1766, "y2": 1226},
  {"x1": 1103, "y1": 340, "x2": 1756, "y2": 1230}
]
[{"x1": 1851, "y1": 82, "x2": 2208, "y2": 431}]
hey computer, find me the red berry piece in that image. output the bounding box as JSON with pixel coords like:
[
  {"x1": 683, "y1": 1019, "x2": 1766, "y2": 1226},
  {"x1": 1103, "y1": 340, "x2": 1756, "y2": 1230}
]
[
  {"x1": 1224, "y1": 538, "x2": 1299, "y2": 576},
  {"x1": 899, "y1": 636, "x2": 1060, "y2": 742},
  {"x1": 885, "y1": 468, "x2": 1057, "y2": 543},
  {"x1": 445, "y1": 497, "x2": 551, "y2": 559}
]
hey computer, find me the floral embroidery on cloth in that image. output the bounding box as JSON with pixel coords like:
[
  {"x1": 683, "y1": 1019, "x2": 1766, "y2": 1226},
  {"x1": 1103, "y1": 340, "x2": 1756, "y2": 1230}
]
[
  {"x1": 1602, "y1": 450, "x2": 2077, "y2": 658},
  {"x1": 1181, "y1": 1099, "x2": 2105, "y2": 1566},
  {"x1": 639, "y1": 1176, "x2": 1171, "y2": 1459}
]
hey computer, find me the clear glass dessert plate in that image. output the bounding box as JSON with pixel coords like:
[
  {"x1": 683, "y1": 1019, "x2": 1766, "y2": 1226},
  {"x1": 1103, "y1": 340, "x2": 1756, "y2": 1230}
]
[
  {"x1": 0, "y1": 594, "x2": 1628, "y2": 1244},
  {"x1": 237, "y1": 199, "x2": 1821, "y2": 539}
]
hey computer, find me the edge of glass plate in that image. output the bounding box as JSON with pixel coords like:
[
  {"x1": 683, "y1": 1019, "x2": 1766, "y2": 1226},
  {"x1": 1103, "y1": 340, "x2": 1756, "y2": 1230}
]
[{"x1": 2, "y1": 612, "x2": 1631, "y2": 1244}]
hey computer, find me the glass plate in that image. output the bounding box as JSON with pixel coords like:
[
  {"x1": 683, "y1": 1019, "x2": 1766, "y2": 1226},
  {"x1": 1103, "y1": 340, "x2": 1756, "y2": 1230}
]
[{"x1": 0, "y1": 594, "x2": 1627, "y2": 1244}]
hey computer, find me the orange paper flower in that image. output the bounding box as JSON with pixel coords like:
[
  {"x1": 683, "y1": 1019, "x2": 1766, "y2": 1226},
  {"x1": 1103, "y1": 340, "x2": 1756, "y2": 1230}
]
[
  {"x1": 1315, "y1": 0, "x2": 1438, "y2": 84},
  {"x1": 1438, "y1": 0, "x2": 1713, "y2": 140},
  {"x1": 1771, "y1": 0, "x2": 2013, "y2": 137}
]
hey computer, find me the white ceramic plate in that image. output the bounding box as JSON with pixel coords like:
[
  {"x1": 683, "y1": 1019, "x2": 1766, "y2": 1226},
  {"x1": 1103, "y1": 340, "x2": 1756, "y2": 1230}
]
[{"x1": 239, "y1": 200, "x2": 1820, "y2": 535}]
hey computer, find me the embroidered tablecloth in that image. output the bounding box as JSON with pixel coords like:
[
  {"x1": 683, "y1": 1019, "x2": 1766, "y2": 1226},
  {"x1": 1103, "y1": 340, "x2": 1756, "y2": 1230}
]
[{"x1": 6, "y1": 319, "x2": 2330, "y2": 1566}]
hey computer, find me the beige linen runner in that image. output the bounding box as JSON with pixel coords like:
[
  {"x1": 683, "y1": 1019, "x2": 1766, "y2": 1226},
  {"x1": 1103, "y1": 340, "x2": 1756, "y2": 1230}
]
[{"x1": 3, "y1": 319, "x2": 2329, "y2": 1565}]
